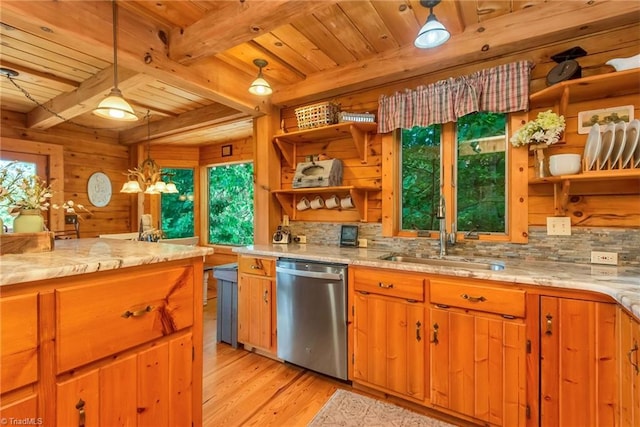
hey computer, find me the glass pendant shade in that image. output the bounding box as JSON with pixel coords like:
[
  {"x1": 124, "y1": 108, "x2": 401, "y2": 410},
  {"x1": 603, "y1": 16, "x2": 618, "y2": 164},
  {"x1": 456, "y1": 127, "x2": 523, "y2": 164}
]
[
  {"x1": 415, "y1": 12, "x2": 450, "y2": 48},
  {"x1": 249, "y1": 76, "x2": 273, "y2": 95},
  {"x1": 94, "y1": 88, "x2": 138, "y2": 121},
  {"x1": 120, "y1": 178, "x2": 143, "y2": 193},
  {"x1": 153, "y1": 180, "x2": 168, "y2": 193},
  {"x1": 165, "y1": 181, "x2": 179, "y2": 194}
]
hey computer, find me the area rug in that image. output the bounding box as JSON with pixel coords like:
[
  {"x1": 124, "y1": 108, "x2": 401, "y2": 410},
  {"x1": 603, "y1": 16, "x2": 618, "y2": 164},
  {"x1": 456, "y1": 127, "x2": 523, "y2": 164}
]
[{"x1": 308, "y1": 389, "x2": 459, "y2": 426}]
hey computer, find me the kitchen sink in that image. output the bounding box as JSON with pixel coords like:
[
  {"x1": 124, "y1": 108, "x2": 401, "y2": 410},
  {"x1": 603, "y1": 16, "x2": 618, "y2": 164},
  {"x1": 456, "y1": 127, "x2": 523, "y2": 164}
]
[{"x1": 380, "y1": 255, "x2": 505, "y2": 271}]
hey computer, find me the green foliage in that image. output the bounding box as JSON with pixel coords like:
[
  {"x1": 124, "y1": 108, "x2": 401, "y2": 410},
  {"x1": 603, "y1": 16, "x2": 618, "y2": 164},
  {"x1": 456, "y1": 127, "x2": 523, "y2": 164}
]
[
  {"x1": 401, "y1": 125, "x2": 441, "y2": 230},
  {"x1": 161, "y1": 168, "x2": 195, "y2": 238},
  {"x1": 401, "y1": 112, "x2": 507, "y2": 233},
  {"x1": 207, "y1": 163, "x2": 254, "y2": 245}
]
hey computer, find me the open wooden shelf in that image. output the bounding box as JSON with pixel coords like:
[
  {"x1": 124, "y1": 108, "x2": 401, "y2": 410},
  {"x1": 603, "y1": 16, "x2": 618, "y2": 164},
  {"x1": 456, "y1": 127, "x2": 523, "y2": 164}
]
[
  {"x1": 273, "y1": 122, "x2": 377, "y2": 167},
  {"x1": 272, "y1": 185, "x2": 380, "y2": 222},
  {"x1": 531, "y1": 168, "x2": 640, "y2": 216},
  {"x1": 529, "y1": 68, "x2": 640, "y2": 116}
]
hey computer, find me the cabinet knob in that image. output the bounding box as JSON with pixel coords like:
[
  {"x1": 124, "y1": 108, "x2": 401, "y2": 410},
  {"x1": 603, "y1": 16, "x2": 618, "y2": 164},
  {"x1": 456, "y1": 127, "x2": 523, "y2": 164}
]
[
  {"x1": 461, "y1": 293, "x2": 486, "y2": 303},
  {"x1": 545, "y1": 313, "x2": 553, "y2": 335},
  {"x1": 431, "y1": 323, "x2": 439, "y2": 344},
  {"x1": 263, "y1": 290, "x2": 269, "y2": 304},
  {"x1": 416, "y1": 321, "x2": 422, "y2": 342},
  {"x1": 122, "y1": 305, "x2": 154, "y2": 318},
  {"x1": 378, "y1": 282, "x2": 394, "y2": 289},
  {"x1": 628, "y1": 340, "x2": 639, "y2": 375}
]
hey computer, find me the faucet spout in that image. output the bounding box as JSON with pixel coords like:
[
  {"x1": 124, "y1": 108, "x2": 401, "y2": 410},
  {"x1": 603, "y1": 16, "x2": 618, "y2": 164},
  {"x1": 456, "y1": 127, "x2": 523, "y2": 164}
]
[{"x1": 437, "y1": 195, "x2": 447, "y2": 257}]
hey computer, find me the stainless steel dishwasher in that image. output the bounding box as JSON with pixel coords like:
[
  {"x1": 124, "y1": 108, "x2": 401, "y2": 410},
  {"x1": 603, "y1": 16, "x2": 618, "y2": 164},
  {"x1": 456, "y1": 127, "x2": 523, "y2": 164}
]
[{"x1": 276, "y1": 258, "x2": 348, "y2": 380}]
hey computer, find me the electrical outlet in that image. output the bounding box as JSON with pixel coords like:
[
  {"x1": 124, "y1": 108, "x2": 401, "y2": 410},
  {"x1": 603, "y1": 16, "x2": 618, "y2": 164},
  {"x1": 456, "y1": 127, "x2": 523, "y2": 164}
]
[
  {"x1": 358, "y1": 238, "x2": 368, "y2": 248},
  {"x1": 590, "y1": 251, "x2": 618, "y2": 265},
  {"x1": 297, "y1": 235, "x2": 306, "y2": 244},
  {"x1": 546, "y1": 217, "x2": 571, "y2": 235}
]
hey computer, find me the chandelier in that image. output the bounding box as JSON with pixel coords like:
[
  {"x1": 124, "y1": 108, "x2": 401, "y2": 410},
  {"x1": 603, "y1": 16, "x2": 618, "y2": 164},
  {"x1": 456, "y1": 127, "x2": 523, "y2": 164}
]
[{"x1": 120, "y1": 112, "x2": 179, "y2": 194}]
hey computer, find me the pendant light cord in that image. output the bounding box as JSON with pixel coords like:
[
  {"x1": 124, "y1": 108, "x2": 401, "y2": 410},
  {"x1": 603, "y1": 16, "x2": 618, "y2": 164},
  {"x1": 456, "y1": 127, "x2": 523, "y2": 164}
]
[{"x1": 111, "y1": 0, "x2": 119, "y2": 89}]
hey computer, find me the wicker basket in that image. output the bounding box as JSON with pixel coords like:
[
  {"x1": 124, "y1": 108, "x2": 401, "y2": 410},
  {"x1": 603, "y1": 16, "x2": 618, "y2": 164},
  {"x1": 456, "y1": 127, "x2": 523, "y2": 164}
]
[{"x1": 295, "y1": 102, "x2": 340, "y2": 130}]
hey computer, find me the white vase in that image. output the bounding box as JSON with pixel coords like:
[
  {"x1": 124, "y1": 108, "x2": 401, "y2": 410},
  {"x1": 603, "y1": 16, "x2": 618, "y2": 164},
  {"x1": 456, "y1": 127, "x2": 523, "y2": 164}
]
[{"x1": 13, "y1": 209, "x2": 45, "y2": 233}]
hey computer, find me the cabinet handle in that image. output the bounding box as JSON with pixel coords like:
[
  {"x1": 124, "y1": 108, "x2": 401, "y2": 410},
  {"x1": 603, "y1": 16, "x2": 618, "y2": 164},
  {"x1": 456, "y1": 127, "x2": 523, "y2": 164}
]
[
  {"x1": 416, "y1": 321, "x2": 422, "y2": 342},
  {"x1": 545, "y1": 313, "x2": 553, "y2": 335},
  {"x1": 76, "y1": 398, "x2": 86, "y2": 427},
  {"x1": 629, "y1": 341, "x2": 639, "y2": 375},
  {"x1": 122, "y1": 305, "x2": 154, "y2": 318},
  {"x1": 461, "y1": 293, "x2": 486, "y2": 303},
  {"x1": 263, "y1": 290, "x2": 268, "y2": 304},
  {"x1": 251, "y1": 264, "x2": 262, "y2": 270},
  {"x1": 378, "y1": 282, "x2": 394, "y2": 289},
  {"x1": 431, "y1": 323, "x2": 439, "y2": 344}
]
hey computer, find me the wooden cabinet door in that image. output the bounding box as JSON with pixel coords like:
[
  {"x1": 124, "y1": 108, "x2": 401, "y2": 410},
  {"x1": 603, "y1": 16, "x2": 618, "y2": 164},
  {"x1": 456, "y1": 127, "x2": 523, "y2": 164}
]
[
  {"x1": 430, "y1": 307, "x2": 526, "y2": 426},
  {"x1": 57, "y1": 370, "x2": 100, "y2": 427},
  {"x1": 0, "y1": 394, "x2": 38, "y2": 424},
  {"x1": 540, "y1": 297, "x2": 617, "y2": 427},
  {"x1": 618, "y1": 308, "x2": 640, "y2": 427},
  {"x1": 238, "y1": 275, "x2": 274, "y2": 351},
  {"x1": 353, "y1": 292, "x2": 425, "y2": 401}
]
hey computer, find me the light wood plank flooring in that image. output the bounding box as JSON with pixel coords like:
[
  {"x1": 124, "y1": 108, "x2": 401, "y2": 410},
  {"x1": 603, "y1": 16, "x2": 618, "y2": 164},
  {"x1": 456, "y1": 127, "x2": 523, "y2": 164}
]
[{"x1": 202, "y1": 298, "x2": 349, "y2": 426}]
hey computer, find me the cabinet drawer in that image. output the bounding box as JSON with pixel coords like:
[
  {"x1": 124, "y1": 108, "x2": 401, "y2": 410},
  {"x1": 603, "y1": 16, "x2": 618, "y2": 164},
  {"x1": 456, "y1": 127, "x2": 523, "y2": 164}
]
[
  {"x1": 238, "y1": 256, "x2": 275, "y2": 278},
  {"x1": 353, "y1": 268, "x2": 425, "y2": 301},
  {"x1": 56, "y1": 266, "x2": 194, "y2": 373},
  {"x1": 1, "y1": 293, "x2": 38, "y2": 394},
  {"x1": 431, "y1": 278, "x2": 525, "y2": 318}
]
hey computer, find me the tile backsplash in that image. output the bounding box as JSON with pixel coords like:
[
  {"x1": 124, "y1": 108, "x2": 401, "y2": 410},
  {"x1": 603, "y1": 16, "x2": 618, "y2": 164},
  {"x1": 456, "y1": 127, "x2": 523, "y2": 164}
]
[{"x1": 289, "y1": 222, "x2": 640, "y2": 266}]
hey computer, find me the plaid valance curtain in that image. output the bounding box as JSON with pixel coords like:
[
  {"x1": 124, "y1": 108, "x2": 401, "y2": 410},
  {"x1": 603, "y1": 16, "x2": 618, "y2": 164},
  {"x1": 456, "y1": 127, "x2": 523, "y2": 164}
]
[{"x1": 377, "y1": 60, "x2": 533, "y2": 133}]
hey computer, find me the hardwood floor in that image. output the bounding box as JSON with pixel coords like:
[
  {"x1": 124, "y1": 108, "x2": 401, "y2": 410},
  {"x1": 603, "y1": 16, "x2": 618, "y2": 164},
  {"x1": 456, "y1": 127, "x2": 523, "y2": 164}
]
[{"x1": 202, "y1": 297, "x2": 349, "y2": 426}]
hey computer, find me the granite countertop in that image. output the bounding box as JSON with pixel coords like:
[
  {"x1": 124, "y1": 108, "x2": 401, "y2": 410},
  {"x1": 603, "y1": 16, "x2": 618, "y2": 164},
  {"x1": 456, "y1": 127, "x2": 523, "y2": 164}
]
[
  {"x1": 0, "y1": 238, "x2": 214, "y2": 286},
  {"x1": 234, "y1": 244, "x2": 640, "y2": 321}
]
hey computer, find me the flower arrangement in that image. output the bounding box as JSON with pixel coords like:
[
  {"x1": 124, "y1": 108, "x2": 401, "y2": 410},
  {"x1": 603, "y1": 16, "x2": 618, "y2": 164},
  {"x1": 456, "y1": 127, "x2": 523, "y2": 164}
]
[
  {"x1": 0, "y1": 162, "x2": 53, "y2": 215},
  {"x1": 510, "y1": 110, "x2": 566, "y2": 147},
  {"x1": 52, "y1": 200, "x2": 92, "y2": 221}
]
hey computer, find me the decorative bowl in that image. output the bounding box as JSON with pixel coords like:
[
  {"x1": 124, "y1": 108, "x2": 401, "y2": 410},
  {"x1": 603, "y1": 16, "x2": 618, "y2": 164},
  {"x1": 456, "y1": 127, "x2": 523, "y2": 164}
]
[{"x1": 549, "y1": 154, "x2": 581, "y2": 176}]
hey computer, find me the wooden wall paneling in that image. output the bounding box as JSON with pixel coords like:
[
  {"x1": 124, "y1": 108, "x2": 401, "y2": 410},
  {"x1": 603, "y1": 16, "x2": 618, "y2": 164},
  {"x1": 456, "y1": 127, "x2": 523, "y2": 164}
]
[{"x1": 199, "y1": 137, "x2": 253, "y2": 166}]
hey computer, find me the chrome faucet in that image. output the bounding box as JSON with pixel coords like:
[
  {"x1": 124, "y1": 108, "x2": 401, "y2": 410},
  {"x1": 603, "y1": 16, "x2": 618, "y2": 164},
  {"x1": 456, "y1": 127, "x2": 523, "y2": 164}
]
[{"x1": 436, "y1": 195, "x2": 456, "y2": 257}]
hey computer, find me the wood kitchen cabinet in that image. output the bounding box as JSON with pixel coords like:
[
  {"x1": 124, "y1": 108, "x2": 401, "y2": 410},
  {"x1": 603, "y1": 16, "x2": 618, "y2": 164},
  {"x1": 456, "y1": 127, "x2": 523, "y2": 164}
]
[
  {"x1": 56, "y1": 333, "x2": 193, "y2": 426},
  {"x1": 429, "y1": 277, "x2": 527, "y2": 426},
  {"x1": 540, "y1": 297, "x2": 618, "y2": 426},
  {"x1": 352, "y1": 267, "x2": 426, "y2": 402},
  {"x1": 0, "y1": 293, "x2": 39, "y2": 422},
  {"x1": 238, "y1": 255, "x2": 277, "y2": 354},
  {"x1": 618, "y1": 307, "x2": 640, "y2": 426},
  {"x1": 0, "y1": 257, "x2": 203, "y2": 427}
]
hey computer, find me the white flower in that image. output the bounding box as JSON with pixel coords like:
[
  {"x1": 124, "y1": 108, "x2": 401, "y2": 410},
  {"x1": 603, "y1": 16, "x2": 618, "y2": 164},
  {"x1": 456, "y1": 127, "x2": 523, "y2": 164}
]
[{"x1": 511, "y1": 110, "x2": 566, "y2": 147}]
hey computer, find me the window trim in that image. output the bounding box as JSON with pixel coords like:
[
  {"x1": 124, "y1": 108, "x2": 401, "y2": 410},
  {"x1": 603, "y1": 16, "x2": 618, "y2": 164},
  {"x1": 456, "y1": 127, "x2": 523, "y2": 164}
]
[{"x1": 381, "y1": 112, "x2": 529, "y2": 243}]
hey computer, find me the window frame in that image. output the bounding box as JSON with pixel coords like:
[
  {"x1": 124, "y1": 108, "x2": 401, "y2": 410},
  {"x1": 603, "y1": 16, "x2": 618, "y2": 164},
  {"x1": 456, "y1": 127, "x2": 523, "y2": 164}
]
[{"x1": 381, "y1": 112, "x2": 529, "y2": 243}]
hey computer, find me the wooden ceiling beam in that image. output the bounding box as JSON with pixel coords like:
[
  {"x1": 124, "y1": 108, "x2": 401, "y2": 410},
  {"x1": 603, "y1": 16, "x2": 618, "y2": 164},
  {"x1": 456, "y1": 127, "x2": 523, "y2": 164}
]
[
  {"x1": 272, "y1": 1, "x2": 640, "y2": 105},
  {"x1": 118, "y1": 103, "x2": 248, "y2": 145},
  {"x1": 168, "y1": 0, "x2": 341, "y2": 64},
  {"x1": 0, "y1": 61, "x2": 79, "y2": 91},
  {"x1": 0, "y1": 1, "x2": 261, "y2": 118},
  {"x1": 26, "y1": 66, "x2": 151, "y2": 130}
]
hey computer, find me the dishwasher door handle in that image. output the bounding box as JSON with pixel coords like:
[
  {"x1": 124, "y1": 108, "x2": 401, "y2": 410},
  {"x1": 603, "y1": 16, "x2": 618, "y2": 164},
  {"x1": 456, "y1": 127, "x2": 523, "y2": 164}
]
[{"x1": 276, "y1": 266, "x2": 343, "y2": 281}]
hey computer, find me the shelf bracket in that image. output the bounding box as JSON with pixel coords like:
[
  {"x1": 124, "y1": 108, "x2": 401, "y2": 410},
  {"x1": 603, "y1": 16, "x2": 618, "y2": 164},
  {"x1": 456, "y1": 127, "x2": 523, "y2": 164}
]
[
  {"x1": 349, "y1": 124, "x2": 369, "y2": 164},
  {"x1": 350, "y1": 188, "x2": 368, "y2": 222},
  {"x1": 559, "y1": 86, "x2": 570, "y2": 119},
  {"x1": 274, "y1": 192, "x2": 294, "y2": 219},
  {"x1": 274, "y1": 138, "x2": 295, "y2": 169},
  {"x1": 553, "y1": 179, "x2": 571, "y2": 216}
]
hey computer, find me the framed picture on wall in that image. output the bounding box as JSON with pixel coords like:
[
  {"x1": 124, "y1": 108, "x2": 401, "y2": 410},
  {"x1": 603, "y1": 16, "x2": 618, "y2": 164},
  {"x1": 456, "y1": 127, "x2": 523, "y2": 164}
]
[
  {"x1": 221, "y1": 144, "x2": 233, "y2": 157},
  {"x1": 577, "y1": 105, "x2": 634, "y2": 134}
]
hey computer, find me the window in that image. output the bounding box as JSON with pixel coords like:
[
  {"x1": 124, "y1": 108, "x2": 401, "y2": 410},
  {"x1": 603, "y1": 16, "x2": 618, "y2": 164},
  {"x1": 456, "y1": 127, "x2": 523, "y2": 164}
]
[
  {"x1": 207, "y1": 162, "x2": 254, "y2": 245},
  {"x1": 398, "y1": 112, "x2": 508, "y2": 237},
  {"x1": 160, "y1": 168, "x2": 195, "y2": 239}
]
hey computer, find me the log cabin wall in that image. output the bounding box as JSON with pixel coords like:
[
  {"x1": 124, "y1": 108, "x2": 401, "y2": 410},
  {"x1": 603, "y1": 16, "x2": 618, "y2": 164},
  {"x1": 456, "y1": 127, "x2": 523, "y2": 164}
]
[
  {"x1": 1, "y1": 110, "x2": 132, "y2": 237},
  {"x1": 277, "y1": 26, "x2": 640, "y2": 265}
]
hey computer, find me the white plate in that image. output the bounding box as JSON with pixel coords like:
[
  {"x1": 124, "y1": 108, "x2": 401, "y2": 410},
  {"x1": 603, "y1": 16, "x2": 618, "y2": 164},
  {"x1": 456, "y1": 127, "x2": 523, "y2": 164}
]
[
  {"x1": 608, "y1": 122, "x2": 626, "y2": 168},
  {"x1": 621, "y1": 120, "x2": 638, "y2": 168},
  {"x1": 583, "y1": 123, "x2": 601, "y2": 170},
  {"x1": 598, "y1": 123, "x2": 615, "y2": 169}
]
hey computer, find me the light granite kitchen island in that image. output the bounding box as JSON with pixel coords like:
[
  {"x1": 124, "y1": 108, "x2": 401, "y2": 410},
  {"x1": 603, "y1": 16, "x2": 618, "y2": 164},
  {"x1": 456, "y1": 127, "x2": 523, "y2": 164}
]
[{"x1": 0, "y1": 238, "x2": 213, "y2": 426}]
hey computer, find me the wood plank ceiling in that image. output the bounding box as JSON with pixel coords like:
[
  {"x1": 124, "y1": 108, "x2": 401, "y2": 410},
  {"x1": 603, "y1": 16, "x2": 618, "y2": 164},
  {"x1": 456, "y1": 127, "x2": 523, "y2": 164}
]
[{"x1": 0, "y1": 0, "x2": 638, "y2": 146}]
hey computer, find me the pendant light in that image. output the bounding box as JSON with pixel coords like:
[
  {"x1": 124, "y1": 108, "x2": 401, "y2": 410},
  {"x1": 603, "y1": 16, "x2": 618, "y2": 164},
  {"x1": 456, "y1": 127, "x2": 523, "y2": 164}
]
[
  {"x1": 120, "y1": 111, "x2": 179, "y2": 194},
  {"x1": 414, "y1": 0, "x2": 450, "y2": 49},
  {"x1": 248, "y1": 59, "x2": 272, "y2": 96},
  {"x1": 94, "y1": 0, "x2": 138, "y2": 121}
]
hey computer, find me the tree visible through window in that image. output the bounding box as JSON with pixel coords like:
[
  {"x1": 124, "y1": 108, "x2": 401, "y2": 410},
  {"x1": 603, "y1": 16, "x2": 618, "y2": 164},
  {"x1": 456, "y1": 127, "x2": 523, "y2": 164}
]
[
  {"x1": 208, "y1": 162, "x2": 254, "y2": 245},
  {"x1": 400, "y1": 112, "x2": 507, "y2": 234},
  {"x1": 161, "y1": 168, "x2": 195, "y2": 238}
]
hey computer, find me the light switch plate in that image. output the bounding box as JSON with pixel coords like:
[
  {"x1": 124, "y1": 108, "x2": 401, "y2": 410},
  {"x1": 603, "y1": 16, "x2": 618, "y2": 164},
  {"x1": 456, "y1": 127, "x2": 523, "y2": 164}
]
[{"x1": 546, "y1": 216, "x2": 571, "y2": 235}]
